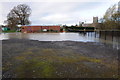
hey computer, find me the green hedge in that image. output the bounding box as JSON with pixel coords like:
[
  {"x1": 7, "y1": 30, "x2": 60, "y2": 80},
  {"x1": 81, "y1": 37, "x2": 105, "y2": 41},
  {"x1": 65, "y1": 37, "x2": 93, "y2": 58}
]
[
  {"x1": 66, "y1": 27, "x2": 95, "y2": 30},
  {"x1": 3, "y1": 30, "x2": 18, "y2": 33}
]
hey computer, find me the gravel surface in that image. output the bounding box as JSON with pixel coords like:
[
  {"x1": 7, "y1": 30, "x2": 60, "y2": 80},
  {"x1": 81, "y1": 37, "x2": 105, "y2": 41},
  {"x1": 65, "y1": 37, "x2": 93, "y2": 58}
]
[{"x1": 2, "y1": 39, "x2": 119, "y2": 78}]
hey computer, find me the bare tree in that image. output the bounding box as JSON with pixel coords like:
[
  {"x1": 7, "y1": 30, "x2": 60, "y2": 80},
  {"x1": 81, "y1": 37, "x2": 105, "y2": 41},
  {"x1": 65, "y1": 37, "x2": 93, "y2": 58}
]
[
  {"x1": 101, "y1": 4, "x2": 119, "y2": 30},
  {"x1": 112, "y1": 12, "x2": 120, "y2": 29},
  {"x1": 103, "y1": 4, "x2": 117, "y2": 21},
  {"x1": 5, "y1": 4, "x2": 31, "y2": 30}
]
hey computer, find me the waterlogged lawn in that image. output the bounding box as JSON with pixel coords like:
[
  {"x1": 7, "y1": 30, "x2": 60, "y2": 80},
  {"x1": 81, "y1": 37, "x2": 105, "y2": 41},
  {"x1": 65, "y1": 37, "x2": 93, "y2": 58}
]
[
  {"x1": 15, "y1": 59, "x2": 55, "y2": 78},
  {"x1": 3, "y1": 48, "x2": 118, "y2": 78}
]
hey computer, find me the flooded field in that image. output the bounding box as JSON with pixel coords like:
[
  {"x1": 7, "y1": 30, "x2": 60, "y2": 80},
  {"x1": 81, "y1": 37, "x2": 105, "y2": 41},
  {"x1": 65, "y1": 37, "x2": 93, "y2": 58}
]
[
  {"x1": 0, "y1": 32, "x2": 120, "y2": 49},
  {"x1": 0, "y1": 32, "x2": 99, "y2": 42},
  {"x1": 1, "y1": 32, "x2": 120, "y2": 78}
]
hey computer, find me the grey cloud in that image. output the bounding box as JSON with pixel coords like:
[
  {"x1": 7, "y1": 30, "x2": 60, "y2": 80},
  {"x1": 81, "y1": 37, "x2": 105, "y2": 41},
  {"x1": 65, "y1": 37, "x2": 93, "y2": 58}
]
[{"x1": 1, "y1": 1, "x2": 119, "y2": 25}]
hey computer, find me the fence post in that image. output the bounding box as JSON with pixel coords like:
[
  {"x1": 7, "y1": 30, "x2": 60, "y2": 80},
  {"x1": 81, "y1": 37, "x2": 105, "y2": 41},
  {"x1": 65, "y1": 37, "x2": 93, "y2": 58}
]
[
  {"x1": 105, "y1": 31, "x2": 106, "y2": 40},
  {"x1": 99, "y1": 31, "x2": 101, "y2": 38},
  {"x1": 112, "y1": 30, "x2": 113, "y2": 41},
  {"x1": 95, "y1": 31, "x2": 96, "y2": 38}
]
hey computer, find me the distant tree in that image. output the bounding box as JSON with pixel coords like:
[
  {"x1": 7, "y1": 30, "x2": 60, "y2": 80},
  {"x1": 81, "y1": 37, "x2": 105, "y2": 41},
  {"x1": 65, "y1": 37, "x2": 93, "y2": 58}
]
[
  {"x1": 103, "y1": 4, "x2": 117, "y2": 21},
  {"x1": 75, "y1": 24, "x2": 78, "y2": 27},
  {"x1": 5, "y1": 4, "x2": 31, "y2": 30},
  {"x1": 71, "y1": 25, "x2": 75, "y2": 27},
  {"x1": 101, "y1": 4, "x2": 120, "y2": 30},
  {"x1": 111, "y1": 12, "x2": 120, "y2": 29}
]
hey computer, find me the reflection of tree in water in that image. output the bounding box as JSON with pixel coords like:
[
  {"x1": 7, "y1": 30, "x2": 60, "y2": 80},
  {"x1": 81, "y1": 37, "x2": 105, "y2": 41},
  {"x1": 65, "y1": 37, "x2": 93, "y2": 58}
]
[
  {"x1": 99, "y1": 31, "x2": 120, "y2": 42},
  {"x1": 78, "y1": 32, "x2": 87, "y2": 36},
  {"x1": 97, "y1": 31, "x2": 120, "y2": 49}
]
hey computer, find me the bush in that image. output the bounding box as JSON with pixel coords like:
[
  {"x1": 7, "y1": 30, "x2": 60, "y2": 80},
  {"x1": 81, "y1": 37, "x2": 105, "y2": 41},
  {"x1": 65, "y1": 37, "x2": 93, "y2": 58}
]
[{"x1": 3, "y1": 30, "x2": 16, "y2": 33}]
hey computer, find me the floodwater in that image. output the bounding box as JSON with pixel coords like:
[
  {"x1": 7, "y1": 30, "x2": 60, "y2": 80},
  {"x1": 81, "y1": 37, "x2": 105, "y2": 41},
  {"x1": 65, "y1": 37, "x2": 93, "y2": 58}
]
[
  {"x1": 0, "y1": 32, "x2": 120, "y2": 49},
  {"x1": 0, "y1": 32, "x2": 99, "y2": 42}
]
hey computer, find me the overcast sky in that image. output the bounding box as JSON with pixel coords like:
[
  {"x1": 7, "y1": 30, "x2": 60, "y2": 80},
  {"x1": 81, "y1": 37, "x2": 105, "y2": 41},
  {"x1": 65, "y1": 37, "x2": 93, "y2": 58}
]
[{"x1": 0, "y1": 0, "x2": 119, "y2": 26}]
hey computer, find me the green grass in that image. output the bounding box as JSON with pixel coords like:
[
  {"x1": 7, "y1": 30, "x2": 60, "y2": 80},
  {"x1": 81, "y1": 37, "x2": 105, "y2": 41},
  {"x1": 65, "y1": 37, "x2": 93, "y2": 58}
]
[
  {"x1": 2, "y1": 30, "x2": 21, "y2": 33},
  {"x1": 14, "y1": 58, "x2": 55, "y2": 78},
  {"x1": 3, "y1": 48, "x2": 118, "y2": 78}
]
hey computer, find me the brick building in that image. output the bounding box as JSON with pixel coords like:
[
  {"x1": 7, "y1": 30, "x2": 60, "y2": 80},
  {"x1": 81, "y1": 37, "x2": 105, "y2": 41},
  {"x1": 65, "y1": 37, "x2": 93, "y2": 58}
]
[{"x1": 21, "y1": 25, "x2": 61, "y2": 33}]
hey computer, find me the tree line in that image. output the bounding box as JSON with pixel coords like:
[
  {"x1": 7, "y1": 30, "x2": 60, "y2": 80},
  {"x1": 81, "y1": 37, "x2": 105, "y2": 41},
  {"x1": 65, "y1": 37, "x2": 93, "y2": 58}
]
[{"x1": 100, "y1": 4, "x2": 120, "y2": 30}]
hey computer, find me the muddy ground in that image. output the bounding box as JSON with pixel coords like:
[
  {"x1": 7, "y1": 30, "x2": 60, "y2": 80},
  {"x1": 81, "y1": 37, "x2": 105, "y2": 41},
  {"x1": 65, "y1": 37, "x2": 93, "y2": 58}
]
[{"x1": 2, "y1": 39, "x2": 119, "y2": 78}]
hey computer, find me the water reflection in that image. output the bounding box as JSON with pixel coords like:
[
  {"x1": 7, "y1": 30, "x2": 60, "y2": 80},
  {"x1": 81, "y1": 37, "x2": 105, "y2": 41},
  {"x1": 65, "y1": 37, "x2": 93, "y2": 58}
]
[
  {"x1": 0, "y1": 32, "x2": 120, "y2": 49},
  {"x1": 0, "y1": 33, "x2": 98, "y2": 42}
]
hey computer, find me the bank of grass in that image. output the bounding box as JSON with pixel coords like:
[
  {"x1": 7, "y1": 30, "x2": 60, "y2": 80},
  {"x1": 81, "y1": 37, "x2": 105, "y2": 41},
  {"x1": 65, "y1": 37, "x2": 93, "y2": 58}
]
[
  {"x1": 5, "y1": 48, "x2": 117, "y2": 78},
  {"x1": 2, "y1": 30, "x2": 21, "y2": 33},
  {"x1": 2, "y1": 40, "x2": 118, "y2": 78},
  {"x1": 14, "y1": 59, "x2": 55, "y2": 78}
]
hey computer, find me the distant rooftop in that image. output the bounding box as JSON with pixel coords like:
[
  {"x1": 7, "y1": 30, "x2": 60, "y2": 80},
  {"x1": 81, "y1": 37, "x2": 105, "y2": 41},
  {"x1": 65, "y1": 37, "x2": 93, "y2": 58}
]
[{"x1": 23, "y1": 24, "x2": 62, "y2": 26}]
